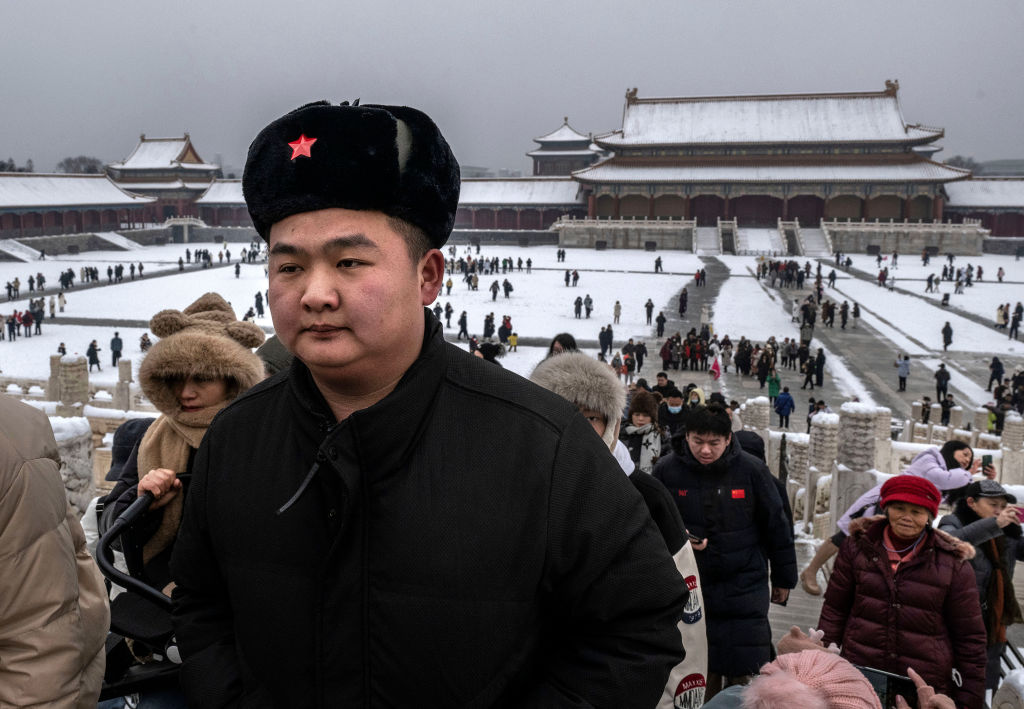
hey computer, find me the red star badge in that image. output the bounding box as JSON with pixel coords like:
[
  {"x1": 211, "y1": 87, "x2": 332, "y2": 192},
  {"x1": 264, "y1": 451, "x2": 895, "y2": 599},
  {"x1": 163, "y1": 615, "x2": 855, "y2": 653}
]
[{"x1": 288, "y1": 134, "x2": 317, "y2": 160}]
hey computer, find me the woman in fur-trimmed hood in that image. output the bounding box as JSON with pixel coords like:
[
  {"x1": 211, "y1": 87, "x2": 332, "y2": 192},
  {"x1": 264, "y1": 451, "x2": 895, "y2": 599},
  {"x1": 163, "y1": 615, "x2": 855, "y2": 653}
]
[
  {"x1": 107, "y1": 292, "x2": 264, "y2": 589},
  {"x1": 530, "y1": 350, "x2": 708, "y2": 709}
]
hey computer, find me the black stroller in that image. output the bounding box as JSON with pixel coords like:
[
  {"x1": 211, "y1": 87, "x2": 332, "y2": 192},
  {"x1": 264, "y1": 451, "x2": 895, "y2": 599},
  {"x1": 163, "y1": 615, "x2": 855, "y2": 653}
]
[{"x1": 95, "y1": 490, "x2": 182, "y2": 701}]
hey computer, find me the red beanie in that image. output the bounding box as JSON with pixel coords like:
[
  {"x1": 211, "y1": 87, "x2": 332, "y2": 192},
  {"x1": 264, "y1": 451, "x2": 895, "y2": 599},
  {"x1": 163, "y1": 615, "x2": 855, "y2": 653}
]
[{"x1": 879, "y1": 475, "x2": 941, "y2": 518}]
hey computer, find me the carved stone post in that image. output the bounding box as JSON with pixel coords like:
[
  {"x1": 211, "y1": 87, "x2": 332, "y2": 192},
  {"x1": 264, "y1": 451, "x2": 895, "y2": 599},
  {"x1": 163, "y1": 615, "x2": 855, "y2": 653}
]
[
  {"x1": 114, "y1": 358, "x2": 133, "y2": 411},
  {"x1": 56, "y1": 355, "x2": 88, "y2": 417}
]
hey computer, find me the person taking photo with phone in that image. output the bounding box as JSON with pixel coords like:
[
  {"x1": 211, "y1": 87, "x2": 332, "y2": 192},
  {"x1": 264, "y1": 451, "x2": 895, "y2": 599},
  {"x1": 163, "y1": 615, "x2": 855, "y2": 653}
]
[{"x1": 939, "y1": 479, "x2": 1024, "y2": 692}]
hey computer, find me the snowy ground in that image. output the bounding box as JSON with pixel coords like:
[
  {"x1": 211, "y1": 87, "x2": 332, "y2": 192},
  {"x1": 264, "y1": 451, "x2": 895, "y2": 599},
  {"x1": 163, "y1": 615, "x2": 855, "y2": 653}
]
[
  {"x1": 821, "y1": 252, "x2": 1024, "y2": 325},
  {"x1": 828, "y1": 277, "x2": 1022, "y2": 356},
  {"x1": 715, "y1": 256, "x2": 877, "y2": 405},
  {"x1": 0, "y1": 243, "x2": 693, "y2": 386},
  {"x1": 0, "y1": 241, "x2": 1019, "y2": 413}
]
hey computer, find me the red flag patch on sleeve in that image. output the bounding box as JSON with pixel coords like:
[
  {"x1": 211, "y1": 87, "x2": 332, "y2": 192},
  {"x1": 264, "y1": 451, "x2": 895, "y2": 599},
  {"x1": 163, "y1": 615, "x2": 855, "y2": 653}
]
[{"x1": 731, "y1": 489, "x2": 746, "y2": 499}]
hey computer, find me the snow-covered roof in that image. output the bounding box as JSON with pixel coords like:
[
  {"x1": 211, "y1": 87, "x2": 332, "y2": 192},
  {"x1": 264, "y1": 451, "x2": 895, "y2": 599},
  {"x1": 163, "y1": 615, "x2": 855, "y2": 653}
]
[
  {"x1": 116, "y1": 180, "x2": 215, "y2": 192},
  {"x1": 195, "y1": 180, "x2": 245, "y2": 205},
  {"x1": 945, "y1": 178, "x2": 1024, "y2": 209},
  {"x1": 573, "y1": 159, "x2": 969, "y2": 184},
  {"x1": 598, "y1": 86, "x2": 943, "y2": 147},
  {"x1": 526, "y1": 149, "x2": 599, "y2": 158},
  {"x1": 109, "y1": 135, "x2": 218, "y2": 171},
  {"x1": 0, "y1": 173, "x2": 156, "y2": 209},
  {"x1": 459, "y1": 178, "x2": 583, "y2": 206},
  {"x1": 534, "y1": 118, "x2": 590, "y2": 144}
]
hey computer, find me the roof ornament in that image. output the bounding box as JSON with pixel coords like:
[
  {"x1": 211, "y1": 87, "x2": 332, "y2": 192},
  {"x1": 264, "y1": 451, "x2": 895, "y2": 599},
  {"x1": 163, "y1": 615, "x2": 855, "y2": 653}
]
[
  {"x1": 884, "y1": 79, "x2": 900, "y2": 96},
  {"x1": 563, "y1": 116, "x2": 568, "y2": 124},
  {"x1": 625, "y1": 87, "x2": 639, "y2": 104}
]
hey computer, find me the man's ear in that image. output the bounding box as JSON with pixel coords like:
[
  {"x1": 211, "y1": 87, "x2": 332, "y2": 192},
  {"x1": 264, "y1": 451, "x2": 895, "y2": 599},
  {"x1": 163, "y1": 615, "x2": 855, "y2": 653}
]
[{"x1": 418, "y1": 249, "x2": 445, "y2": 305}]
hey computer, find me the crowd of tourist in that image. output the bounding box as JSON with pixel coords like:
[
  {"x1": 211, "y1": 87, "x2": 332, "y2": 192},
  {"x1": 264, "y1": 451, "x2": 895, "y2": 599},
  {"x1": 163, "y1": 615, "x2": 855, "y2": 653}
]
[{"x1": 4, "y1": 98, "x2": 1024, "y2": 709}]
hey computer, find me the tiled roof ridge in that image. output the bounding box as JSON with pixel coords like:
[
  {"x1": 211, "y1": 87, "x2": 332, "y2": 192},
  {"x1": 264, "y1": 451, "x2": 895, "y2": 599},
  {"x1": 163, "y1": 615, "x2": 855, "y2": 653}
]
[
  {"x1": 534, "y1": 117, "x2": 590, "y2": 143},
  {"x1": 955, "y1": 175, "x2": 1024, "y2": 182},
  {"x1": 590, "y1": 153, "x2": 942, "y2": 168},
  {"x1": 624, "y1": 85, "x2": 900, "y2": 105},
  {"x1": 462, "y1": 176, "x2": 576, "y2": 182},
  {"x1": 0, "y1": 171, "x2": 109, "y2": 178}
]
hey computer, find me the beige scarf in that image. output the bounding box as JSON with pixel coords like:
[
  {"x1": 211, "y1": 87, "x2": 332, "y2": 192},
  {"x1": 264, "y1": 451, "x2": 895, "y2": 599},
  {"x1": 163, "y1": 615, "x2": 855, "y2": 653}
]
[{"x1": 138, "y1": 405, "x2": 223, "y2": 564}]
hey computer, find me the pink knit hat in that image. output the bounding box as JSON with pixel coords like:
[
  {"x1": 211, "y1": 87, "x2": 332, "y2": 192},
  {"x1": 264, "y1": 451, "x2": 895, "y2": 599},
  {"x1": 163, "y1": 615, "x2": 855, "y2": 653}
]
[{"x1": 743, "y1": 650, "x2": 881, "y2": 709}]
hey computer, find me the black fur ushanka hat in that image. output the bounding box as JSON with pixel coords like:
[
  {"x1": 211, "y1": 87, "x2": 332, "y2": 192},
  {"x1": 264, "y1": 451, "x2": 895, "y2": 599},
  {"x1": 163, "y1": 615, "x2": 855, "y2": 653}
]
[{"x1": 242, "y1": 100, "x2": 461, "y2": 248}]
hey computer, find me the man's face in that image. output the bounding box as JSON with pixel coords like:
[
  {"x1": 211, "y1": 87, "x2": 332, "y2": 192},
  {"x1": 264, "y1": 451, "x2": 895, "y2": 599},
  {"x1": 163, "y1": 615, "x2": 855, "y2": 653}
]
[
  {"x1": 686, "y1": 431, "x2": 730, "y2": 465},
  {"x1": 268, "y1": 208, "x2": 442, "y2": 387},
  {"x1": 657, "y1": 375, "x2": 668, "y2": 386},
  {"x1": 579, "y1": 407, "x2": 607, "y2": 439}
]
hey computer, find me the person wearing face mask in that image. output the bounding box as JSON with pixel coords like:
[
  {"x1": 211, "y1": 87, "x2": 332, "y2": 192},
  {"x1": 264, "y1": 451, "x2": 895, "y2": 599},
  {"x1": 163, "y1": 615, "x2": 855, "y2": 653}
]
[
  {"x1": 658, "y1": 388, "x2": 688, "y2": 439},
  {"x1": 686, "y1": 386, "x2": 706, "y2": 409},
  {"x1": 940, "y1": 479, "x2": 1024, "y2": 691}
]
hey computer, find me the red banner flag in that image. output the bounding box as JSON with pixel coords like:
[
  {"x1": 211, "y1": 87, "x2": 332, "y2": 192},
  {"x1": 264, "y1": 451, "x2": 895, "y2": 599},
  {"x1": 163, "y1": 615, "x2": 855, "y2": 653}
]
[{"x1": 710, "y1": 358, "x2": 721, "y2": 380}]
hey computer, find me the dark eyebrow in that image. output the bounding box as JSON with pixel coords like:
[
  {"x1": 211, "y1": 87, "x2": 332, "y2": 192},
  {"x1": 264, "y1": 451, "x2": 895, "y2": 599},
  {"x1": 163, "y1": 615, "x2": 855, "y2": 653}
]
[{"x1": 270, "y1": 233, "x2": 379, "y2": 257}]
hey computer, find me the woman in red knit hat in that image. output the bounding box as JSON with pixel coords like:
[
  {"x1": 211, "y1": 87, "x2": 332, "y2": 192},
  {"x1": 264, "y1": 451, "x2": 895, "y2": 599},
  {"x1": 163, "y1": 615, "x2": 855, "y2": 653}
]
[{"x1": 817, "y1": 475, "x2": 988, "y2": 709}]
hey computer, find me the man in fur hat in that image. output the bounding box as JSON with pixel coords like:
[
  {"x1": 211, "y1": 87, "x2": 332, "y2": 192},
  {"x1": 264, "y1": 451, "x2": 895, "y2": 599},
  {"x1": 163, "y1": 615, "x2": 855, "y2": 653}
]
[{"x1": 170, "y1": 101, "x2": 687, "y2": 707}]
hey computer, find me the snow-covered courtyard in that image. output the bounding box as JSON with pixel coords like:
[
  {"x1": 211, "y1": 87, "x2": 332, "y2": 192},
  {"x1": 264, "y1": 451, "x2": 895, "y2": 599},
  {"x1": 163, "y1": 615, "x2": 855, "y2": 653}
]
[{"x1": 0, "y1": 241, "x2": 1021, "y2": 415}]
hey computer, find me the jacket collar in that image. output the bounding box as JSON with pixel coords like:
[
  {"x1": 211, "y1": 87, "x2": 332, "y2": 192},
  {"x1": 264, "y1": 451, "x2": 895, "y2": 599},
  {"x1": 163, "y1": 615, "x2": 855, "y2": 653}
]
[{"x1": 288, "y1": 308, "x2": 447, "y2": 475}]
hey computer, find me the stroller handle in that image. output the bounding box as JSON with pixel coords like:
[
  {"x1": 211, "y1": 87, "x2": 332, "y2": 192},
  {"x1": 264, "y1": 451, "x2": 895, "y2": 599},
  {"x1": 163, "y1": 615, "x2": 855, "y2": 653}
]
[{"x1": 96, "y1": 491, "x2": 174, "y2": 611}]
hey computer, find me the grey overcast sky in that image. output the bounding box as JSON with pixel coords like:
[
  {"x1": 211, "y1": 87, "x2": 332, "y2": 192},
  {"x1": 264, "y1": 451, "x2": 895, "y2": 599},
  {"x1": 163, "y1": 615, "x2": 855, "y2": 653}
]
[{"x1": 3, "y1": 0, "x2": 1022, "y2": 176}]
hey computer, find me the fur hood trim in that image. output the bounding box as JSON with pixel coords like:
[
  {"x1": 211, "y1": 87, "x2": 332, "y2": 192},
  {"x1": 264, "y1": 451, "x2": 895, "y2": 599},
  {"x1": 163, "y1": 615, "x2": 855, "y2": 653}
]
[
  {"x1": 140, "y1": 293, "x2": 266, "y2": 416},
  {"x1": 530, "y1": 351, "x2": 625, "y2": 451}
]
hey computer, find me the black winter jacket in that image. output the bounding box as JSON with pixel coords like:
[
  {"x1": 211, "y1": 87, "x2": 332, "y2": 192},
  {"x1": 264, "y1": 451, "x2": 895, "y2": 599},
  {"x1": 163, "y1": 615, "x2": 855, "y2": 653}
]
[
  {"x1": 938, "y1": 504, "x2": 1024, "y2": 630},
  {"x1": 170, "y1": 312, "x2": 688, "y2": 708},
  {"x1": 652, "y1": 436, "x2": 796, "y2": 676}
]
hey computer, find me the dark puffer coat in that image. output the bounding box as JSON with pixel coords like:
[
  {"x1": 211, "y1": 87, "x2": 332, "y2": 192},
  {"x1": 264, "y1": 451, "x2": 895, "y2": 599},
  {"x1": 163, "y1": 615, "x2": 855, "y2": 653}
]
[
  {"x1": 938, "y1": 503, "x2": 1024, "y2": 688},
  {"x1": 170, "y1": 312, "x2": 688, "y2": 708},
  {"x1": 653, "y1": 436, "x2": 797, "y2": 676},
  {"x1": 818, "y1": 520, "x2": 987, "y2": 709}
]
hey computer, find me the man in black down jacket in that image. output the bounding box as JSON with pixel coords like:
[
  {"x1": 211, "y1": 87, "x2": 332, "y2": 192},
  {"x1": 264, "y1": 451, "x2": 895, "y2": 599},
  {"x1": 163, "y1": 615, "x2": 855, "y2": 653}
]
[
  {"x1": 168, "y1": 101, "x2": 687, "y2": 707},
  {"x1": 653, "y1": 404, "x2": 796, "y2": 700}
]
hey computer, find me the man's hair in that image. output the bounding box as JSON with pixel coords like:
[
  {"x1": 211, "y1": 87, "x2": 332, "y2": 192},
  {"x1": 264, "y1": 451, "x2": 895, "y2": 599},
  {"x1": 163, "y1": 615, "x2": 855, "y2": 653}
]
[
  {"x1": 665, "y1": 388, "x2": 683, "y2": 400},
  {"x1": 386, "y1": 216, "x2": 433, "y2": 262},
  {"x1": 685, "y1": 404, "x2": 732, "y2": 438},
  {"x1": 657, "y1": 371, "x2": 668, "y2": 379},
  {"x1": 707, "y1": 392, "x2": 727, "y2": 406}
]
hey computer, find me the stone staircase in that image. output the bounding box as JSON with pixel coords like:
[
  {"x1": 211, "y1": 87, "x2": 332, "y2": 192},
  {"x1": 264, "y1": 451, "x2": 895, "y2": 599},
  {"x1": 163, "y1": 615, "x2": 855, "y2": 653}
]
[
  {"x1": 93, "y1": 231, "x2": 145, "y2": 251},
  {"x1": 0, "y1": 238, "x2": 44, "y2": 262},
  {"x1": 779, "y1": 220, "x2": 803, "y2": 256},
  {"x1": 736, "y1": 227, "x2": 784, "y2": 254},
  {"x1": 695, "y1": 227, "x2": 721, "y2": 255},
  {"x1": 800, "y1": 227, "x2": 832, "y2": 257}
]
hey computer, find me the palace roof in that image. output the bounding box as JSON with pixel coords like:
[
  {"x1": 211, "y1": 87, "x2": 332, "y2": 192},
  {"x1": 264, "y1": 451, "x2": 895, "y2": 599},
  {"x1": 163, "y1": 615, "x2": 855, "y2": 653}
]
[
  {"x1": 195, "y1": 180, "x2": 244, "y2": 205},
  {"x1": 120, "y1": 179, "x2": 220, "y2": 192},
  {"x1": 0, "y1": 173, "x2": 155, "y2": 209},
  {"x1": 533, "y1": 118, "x2": 590, "y2": 145},
  {"x1": 109, "y1": 134, "x2": 219, "y2": 172},
  {"x1": 526, "y1": 148, "x2": 600, "y2": 158},
  {"x1": 459, "y1": 178, "x2": 583, "y2": 206},
  {"x1": 945, "y1": 178, "x2": 1024, "y2": 209},
  {"x1": 573, "y1": 158, "x2": 969, "y2": 184},
  {"x1": 597, "y1": 83, "x2": 944, "y2": 147}
]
